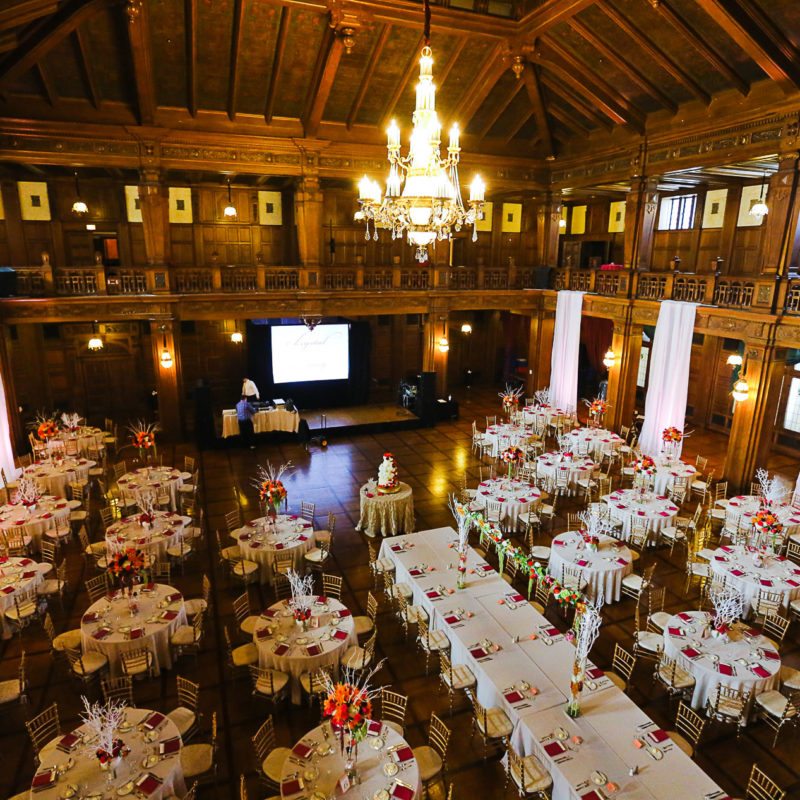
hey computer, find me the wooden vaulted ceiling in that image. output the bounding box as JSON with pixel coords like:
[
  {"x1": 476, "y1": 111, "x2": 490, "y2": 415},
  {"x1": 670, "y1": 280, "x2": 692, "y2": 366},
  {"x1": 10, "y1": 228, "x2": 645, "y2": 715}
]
[{"x1": 0, "y1": 0, "x2": 799, "y2": 160}]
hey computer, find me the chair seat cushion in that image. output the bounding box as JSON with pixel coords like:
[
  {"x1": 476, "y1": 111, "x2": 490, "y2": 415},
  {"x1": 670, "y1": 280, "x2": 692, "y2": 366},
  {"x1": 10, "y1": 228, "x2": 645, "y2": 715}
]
[
  {"x1": 36, "y1": 562, "x2": 53, "y2": 576},
  {"x1": 262, "y1": 747, "x2": 292, "y2": 782},
  {"x1": 221, "y1": 545, "x2": 241, "y2": 560},
  {"x1": 353, "y1": 615, "x2": 375, "y2": 637},
  {"x1": 442, "y1": 664, "x2": 476, "y2": 690},
  {"x1": 5, "y1": 600, "x2": 37, "y2": 621},
  {"x1": 0, "y1": 678, "x2": 21, "y2": 704},
  {"x1": 649, "y1": 611, "x2": 671, "y2": 631},
  {"x1": 184, "y1": 599, "x2": 208, "y2": 618},
  {"x1": 402, "y1": 605, "x2": 427, "y2": 625},
  {"x1": 511, "y1": 754, "x2": 553, "y2": 794},
  {"x1": 74, "y1": 651, "x2": 108, "y2": 675},
  {"x1": 689, "y1": 563, "x2": 710, "y2": 577},
  {"x1": 780, "y1": 666, "x2": 800, "y2": 691},
  {"x1": 622, "y1": 574, "x2": 644, "y2": 591},
  {"x1": 342, "y1": 646, "x2": 371, "y2": 670},
  {"x1": 413, "y1": 744, "x2": 443, "y2": 782},
  {"x1": 789, "y1": 597, "x2": 800, "y2": 614},
  {"x1": 67, "y1": 500, "x2": 82, "y2": 510},
  {"x1": 755, "y1": 690, "x2": 795, "y2": 718},
  {"x1": 53, "y1": 629, "x2": 82, "y2": 651},
  {"x1": 166, "y1": 706, "x2": 196, "y2": 737},
  {"x1": 420, "y1": 629, "x2": 449, "y2": 651},
  {"x1": 658, "y1": 663, "x2": 694, "y2": 689},
  {"x1": 383, "y1": 720, "x2": 404, "y2": 736},
  {"x1": 529, "y1": 546, "x2": 551, "y2": 560},
  {"x1": 391, "y1": 583, "x2": 413, "y2": 601},
  {"x1": 170, "y1": 625, "x2": 197, "y2": 646},
  {"x1": 529, "y1": 601, "x2": 545, "y2": 614},
  {"x1": 303, "y1": 548, "x2": 328, "y2": 564},
  {"x1": 666, "y1": 731, "x2": 694, "y2": 757},
  {"x1": 232, "y1": 642, "x2": 259, "y2": 667},
  {"x1": 239, "y1": 615, "x2": 259, "y2": 636},
  {"x1": 166, "y1": 544, "x2": 193, "y2": 559},
  {"x1": 478, "y1": 707, "x2": 513, "y2": 739},
  {"x1": 69, "y1": 511, "x2": 88, "y2": 522},
  {"x1": 636, "y1": 631, "x2": 663, "y2": 652},
  {"x1": 232, "y1": 560, "x2": 259, "y2": 577},
  {"x1": 181, "y1": 743, "x2": 214, "y2": 778},
  {"x1": 37, "y1": 579, "x2": 62, "y2": 596},
  {"x1": 372, "y1": 558, "x2": 395, "y2": 574},
  {"x1": 660, "y1": 527, "x2": 685, "y2": 541},
  {"x1": 255, "y1": 670, "x2": 290, "y2": 696}
]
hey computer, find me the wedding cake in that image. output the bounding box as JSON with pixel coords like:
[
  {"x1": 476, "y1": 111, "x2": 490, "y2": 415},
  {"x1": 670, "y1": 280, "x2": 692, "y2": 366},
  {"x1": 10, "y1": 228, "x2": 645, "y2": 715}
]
[{"x1": 377, "y1": 452, "x2": 400, "y2": 494}]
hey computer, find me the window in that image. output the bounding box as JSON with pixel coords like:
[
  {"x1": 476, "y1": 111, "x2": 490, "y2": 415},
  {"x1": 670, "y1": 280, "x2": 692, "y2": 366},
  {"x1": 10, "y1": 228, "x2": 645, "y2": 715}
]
[
  {"x1": 657, "y1": 193, "x2": 697, "y2": 230},
  {"x1": 570, "y1": 205, "x2": 586, "y2": 235},
  {"x1": 637, "y1": 346, "x2": 650, "y2": 388},
  {"x1": 783, "y1": 377, "x2": 800, "y2": 433}
]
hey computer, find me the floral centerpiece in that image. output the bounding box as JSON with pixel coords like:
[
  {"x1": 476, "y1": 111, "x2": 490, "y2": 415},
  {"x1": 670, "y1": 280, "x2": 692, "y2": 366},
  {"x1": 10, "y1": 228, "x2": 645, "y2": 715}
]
[
  {"x1": 500, "y1": 445, "x2": 525, "y2": 478},
  {"x1": 661, "y1": 426, "x2": 683, "y2": 444},
  {"x1": 584, "y1": 397, "x2": 608, "y2": 426},
  {"x1": 449, "y1": 495, "x2": 471, "y2": 589},
  {"x1": 80, "y1": 697, "x2": 129, "y2": 776},
  {"x1": 632, "y1": 455, "x2": 656, "y2": 476},
  {"x1": 709, "y1": 586, "x2": 743, "y2": 639},
  {"x1": 499, "y1": 383, "x2": 523, "y2": 415},
  {"x1": 577, "y1": 510, "x2": 612, "y2": 553},
  {"x1": 134, "y1": 490, "x2": 156, "y2": 527},
  {"x1": 15, "y1": 477, "x2": 41, "y2": 509},
  {"x1": 108, "y1": 547, "x2": 145, "y2": 593},
  {"x1": 753, "y1": 507, "x2": 783, "y2": 552},
  {"x1": 286, "y1": 569, "x2": 314, "y2": 628},
  {"x1": 127, "y1": 419, "x2": 158, "y2": 463},
  {"x1": 61, "y1": 412, "x2": 82, "y2": 433},
  {"x1": 254, "y1": 460, "x2": 292, "y2": 520},
  {"x1": 36, "y1": 418, "x2": 58, "y2": 442},
  {"x1": 567, "y1": 591, "x2": 604, "y2": 717}
]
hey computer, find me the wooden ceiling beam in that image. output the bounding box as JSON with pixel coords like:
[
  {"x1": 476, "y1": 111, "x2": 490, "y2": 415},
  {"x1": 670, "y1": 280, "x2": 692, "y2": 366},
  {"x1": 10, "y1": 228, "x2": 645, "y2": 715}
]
[
  {"x1": 35, "y1": 61, "x2": 56, "y2": 106},
  {"x1": 185, "y1": 0, "x2": 197, "y2": 116},
  {"x1": 539, "y1": 73, "x2": 611, "y2": 130},
  {"x1": 566, "y1": 18, "x2": 677, "y2": 113},
  {"x1": 0, "y1": 1, "x2": 59, "y2": 32},
  {"x1": 548, "y1": 103, "x2": 590, "y2": 136},
  {"x1": 457, "y1": 45, "x2": 509, "y2": 130},
  {"x1": 380, "y1": 33, "x2": 424, "y2": 128},
  {"x1": 74, "y1": 28, "x2": 100, "y2": 109},
  {"x1": 264, "y1": 6, "x2": 290, "y2": 123},
  {"x1": 518, "y1": 0, "x2": 599, "y2": 37},
  {"x1": 303, "y1": 25, "x2": 346, "y2": 138},
  {"x1": 436, "y1": 35, "x2": 467, "y2": 89},
  {"x1": 346, "y1": 23, "x2": 391, "y2": 130},
  {"x1": 598, "y1": 2, "x2": 710, "y2": 104},
  {"x1": 124, "y1": 0, "x2": 156, "y2": 125},
  {"x1": 503, "y1": 108, "x2": 533, "y2": 146},
  {"x1": 476, "y1": 78, "x2": 522, "y2": 139},
  {"x1": 694, "y1": 0, "x2": 800, "y2": 92},
  {"x1": 649, "y1": 0, "x2": 748, "y2": 96},
  {"x1": 226, "y1": 0, "x2": 246, "y2": 121},
  {"x1": 521, "y1": 63, "x2": 553, "y2": 158},
  {"x1": 0, "y1": 0, "x2": 110, "y2": 89}
]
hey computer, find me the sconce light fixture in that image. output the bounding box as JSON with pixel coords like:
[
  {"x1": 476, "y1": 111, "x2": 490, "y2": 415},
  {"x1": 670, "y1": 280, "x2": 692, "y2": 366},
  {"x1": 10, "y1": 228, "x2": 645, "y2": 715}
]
[
  {"x1": 602, "y1": 349, "x2": 616, "y2": 369},
  {"x1": 231, "y1": 330, "x2": 243, "y2": 344},
  {"x1": 726, "y1": 354, "x2": 743, "y2": 367},
  {"x1": 460, "y1": 323, "x2": 472, "y2": 334},
  {"x1": 438, "y1": 320, "x2": 449, "y2": 353},
  {"x1": 159, "y1": 327, "x2": 173, "y2": 369},
  {"x1": 87, "y1": 320, "x2": 103, "y2": 351},
  {"x1": 749, "y1": 171, "x2": 769, "y2": 218},
  {"x1": 223, "y1": 178, "x2": 237, "y2": 219},
  {"x1": 731, "y1": 377, "x2": 749, "y2": 403}
]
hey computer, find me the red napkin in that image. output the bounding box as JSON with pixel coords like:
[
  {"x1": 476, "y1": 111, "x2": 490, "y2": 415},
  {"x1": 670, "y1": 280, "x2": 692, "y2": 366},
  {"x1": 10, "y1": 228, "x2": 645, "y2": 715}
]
[
  {"x1": 273, "y1": 643, "x2": 289, "y2": 656},
  {"x1": 143, "y1": 712, "x2": 165, "y2": 730},
  {"x1": 717, "y1": 663, "x2": 733, "y2": 676},
  {"x1": 165, "y1": 592, "x2": 182, "y2": 603},
  {"x1": 306, "y1": 644, "x2": 321, "y2": 656},
  {"x1": 256, "y1": 628, "x2": 271, "y2": 640},
  {"x1": 425, "y1": 590, "x2": 441, "y2": 600},
  {"x1": 786, "y1": 579, "x2": 799, "y2": 588},
  {"x1": 760, "y1": 579, "x2": 773, "y2": 587},
  {"x1": 714, "y1": 555, "x2": 728, "y2": 562},
  {"x1": 160, "y1": 610, "x2": 178, "y2": 621},
  {"x1": 576, "y1": 559, "x2": 589, "y2": 567},
  {"x1": 31, "y1": 770, "x2": 55, "y2": 789},
  {"x1": 469, "y1": 647, "x2": 488, "y2": 659},
  {"x1": 519, "y1": 498, "x2": 528, "y2": 504},
  {"x1": 730, "y1": 569, "x2": 745, "y2": 577},
  {"x1": 136, "y1": 773, "x2": 162, "y2": 796},
  {"x1": 553, "y1": 539, "x2": 564, "y2": 547},
  {"x1": 129, "y1": 627, "x2": 144, "y2": 639},
  {"x1": 391, "y1": 784, "x2": 414, "y2": 800},
  {"x1": 282, "y1": 778, "x2": 303, "y2": 796},
  {"x1": 93, "y1": 627, "x2": 111, "y2": 640},
  {"x1": 82, "y1": 612, "x2": 99, "y2": 623},
  {"x1": 581, "y1": 792, "x2": 604, "y2": 800},
  {"x1": 762, "y1": 649, "x2": 780, "y2": 661},
  {"x1": 297, "y1": 535, "x2": 308, "y2": 542},
  {"x1": 496, "y1": 497, "x2": 506, "y2": 502},
  {"x1": 545, "y1": 627, "x2": 560, "y2": 637},
  {"x1": 586, "y1": 667, "x2": 604, "y2": 679},
  {"x1": 1, "y1": 585, "x2": 15, "y2": 595},
  {"x1": 504, "y1": 690, "x2": 524, "y2": 704},
  {"x1": 292, "y1": 741, "x2": 313, "y2": 759},
  {"x1": 509, "y1": 593, "x2": 525, "y2": 603},
  {"x1": 667, "y1": 626, "x2": 684, "y2": 637},
  {"x1": 648, "y1": 729, "x2": 669, "y2": 744},
  {"x1": 57, "y1": 732, "x2": 81, "y2": 752},
  {"x1": 332, "y1": 629, "x2": 348, "y2": 641},
  {"x1": 752, "y1": 665, "x2": 770, "y2": 678},
  {"x1": 409, "y1": 568, "x2": 423, "y2": 577},
  {"x1": 238, "y1": 532, "x2": 252, "y2": 541},
  {"x1": 264, "y1": 608, "x2": 279, "y2": 618},
  {"x1": 316, "y1": 596, "x2": 328, "y2": 605},
  {"x1": 616, "y1": 558, "x2": 629, "y2": 566},
  {"x1": 41, "y1": 512, "x2": 52, "y2": 519},
  {"x1": 365, "y1": 492, "x2": 375, "y2": 498},
  {"x1": 337, "y1": 609, "x2": 352, "y2": 618},
  {"x1": 390, "y1": 544, "x2": 403, "y2": 552},
  {"x1": 274, "y1": 542, "x2": 284, "y2": 550},
  {"x1": 658, "y1": 511, "x2": 669, "y2": 517},
  {"x1": 160, "y1": 737, "x2": 181, "y2": 755},
  {"x1": 444, "y1": 614, "x2": 460, "y2": 625},
  {"x1": 249, "y1": 541, "x2": 262, "y2": 549},
  {"x1": 682, "y1": 647, "x2": 700, "y2": 659},
  {"x1": 543, "y1": 741, "x2": 566, "y2": 757},
  {"x1": 393, "y1": 746, "x2": 414, "y2": 764}
]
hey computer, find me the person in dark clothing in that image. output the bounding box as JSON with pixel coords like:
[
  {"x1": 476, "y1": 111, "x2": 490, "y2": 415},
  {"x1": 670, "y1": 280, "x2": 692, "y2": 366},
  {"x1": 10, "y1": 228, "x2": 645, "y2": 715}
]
[{"x1": 236, "y1": 394, "x2": 257, "y2": 450}]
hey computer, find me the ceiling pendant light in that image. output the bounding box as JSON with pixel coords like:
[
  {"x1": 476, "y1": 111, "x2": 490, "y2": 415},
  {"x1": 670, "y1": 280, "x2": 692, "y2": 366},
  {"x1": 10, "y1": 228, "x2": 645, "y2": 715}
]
[
  {"x1": 749, "y1": 171, "x2": 769, "y2": 218},
  {"x1": 438, "y1": 321, "x2": 449, "y2": 353},
  {"x1": 732, "y1": 377, "x2": 749, "y2": 403},
  {"x1": 159, "y1": 327, "x2": 173, "y2": 369},
  {"x1": 87, "y1": 320, "x2": 103, "y2": 351},
  {"x1": 223, "y1": 178, "x2": 237, "y2": 219},
  {"x1": 355, "y1": 0, "x2": 485, "y2": 263},
  {"x1": 71, "y1": 171, "x2": 88, "y2": 217}
]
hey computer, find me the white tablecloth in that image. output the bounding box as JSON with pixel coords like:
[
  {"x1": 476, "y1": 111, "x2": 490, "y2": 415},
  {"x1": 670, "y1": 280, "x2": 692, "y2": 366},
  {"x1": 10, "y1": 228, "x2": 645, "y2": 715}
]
[
  {"x1": 484, "y1": 422, "x2": 531, "y2": 457},
  {"x1": 662, "y1": 610, "x2": 780, "y2": 712},
  {"x1": 356, "y1": 482, "x2": 414, "y2": 537},
  {"x1": 651, "y1": 456, "x2": 696, "y2": 496},
  {"x1": 222, "y1": 408, "x2": 300, "y2": 437},
  {"x1": 522, "y1": 405, "x2": 571, "y2": 428},
  {"x1": 0, "y1": 495, "x2": 71, "y2": 550},
  {"x1": 722, "y1": 495, "x2": 800, "y2": 540},
  {"x1": 234, "y1": 514, "x2": 316, "y2": 583},
  {"x1": 566, "y1": 427, "x2": 623, "y2": 458},
  {"x1": 46, "y1": 426, "x2": 105, "y2": 456},
  {"x1": 33, "y1": 707, "x2": 185, "y2": 800},
  {"x1": 537, "y1": 452, "x2": 596, "y2": 493},
  {"x1": 255, "y1": 596, "x2": 357, "y2": 704},
  {"x1": 23, "y1": 458, "x2": 95, "y2": 498},
  {"x1": 469, "y1": 477, "x2": 541, "y2": 531},
  {"x1": 548, "y1": 531, "x2": 633, "y2": 603},
  {"x1": 81, "y1": 582, "x2": 187, "y2": 676},
  {"x1": 118, "y1": 468, "x2": 185, "y2": 512},
  {"x1": 604, "y1": 489, "x2": 678, "y2": 537},
  {"x1": 105, "y1": 511, "x2": 190, "y2": 563},
  {"x1": 379, "y1": 528, "x2": 725, "y2": 800},
  {"x1": 0, "y1": 556, "x2": 42, "y2": 639},
  {"x1": 709, "y1": 545, "x2": 800, "y2": 616},
  {"x1": 280, "y1": 722, "x2": 421, "y2": 799}
]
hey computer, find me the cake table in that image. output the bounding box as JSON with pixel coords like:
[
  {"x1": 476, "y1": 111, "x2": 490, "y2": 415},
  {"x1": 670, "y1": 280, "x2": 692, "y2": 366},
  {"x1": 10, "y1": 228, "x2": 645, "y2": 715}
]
[{"x1": 356, "y1": 482, "x2": 415, "y2": 538}]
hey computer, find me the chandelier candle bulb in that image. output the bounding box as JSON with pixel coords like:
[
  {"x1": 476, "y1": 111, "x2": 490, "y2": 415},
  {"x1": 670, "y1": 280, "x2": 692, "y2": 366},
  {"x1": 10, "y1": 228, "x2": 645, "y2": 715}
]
[
  {"x1": 449, "y1": 123, "x2": 460, "y2": 152},
  {"x1": 469, "y1": 175, "x2": 485, "y2": 203},
  {"x1": 387, "y1": 120, "x2": 400, "y2": 150}
]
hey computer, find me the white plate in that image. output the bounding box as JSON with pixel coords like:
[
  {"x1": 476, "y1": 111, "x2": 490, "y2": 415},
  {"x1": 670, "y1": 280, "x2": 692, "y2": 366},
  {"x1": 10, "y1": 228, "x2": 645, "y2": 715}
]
[
  {"x1": 60, "y1": 784, "x2": 78, "y2": 799},
  {"x1": 116, "y1": 782, "x2": 135, "y2": 796},
  {"x1": 296, "y1": 637, "x2": 308, "y2": 645},
  {"x1": 374, "y1": 791, "x2": 389, "y2": 800},
  {"x1": 591, "y1": 771, "x2": 607, "y2": 785},
  {"x1": 555, "y1": 727, "x2": 569, "y2": 741},
  {"x1": 383, "y1": 761, "x2": 399, "y2": 777}
]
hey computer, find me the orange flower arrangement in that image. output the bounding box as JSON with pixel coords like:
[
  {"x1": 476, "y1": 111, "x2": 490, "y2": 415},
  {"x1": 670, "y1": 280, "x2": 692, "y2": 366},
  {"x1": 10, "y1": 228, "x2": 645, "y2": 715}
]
[
  {"x1": 662, "y1": 426, "x2": 683, "y2": 443},
  {"x1": 753, "y1": 508, "x2": 783, "y2": 538},
  {"x1": 108, "y1": 547, "x2": 145, "y2": 580},
  {"x1": 37, "y1": 420, "x2": 57, "y2": 441},
  {"x1": 259, "y1": 479, "x2": 287, "y2": 506},
  {"x1": 133, "y1": 431, "x2": 155, "y2": 449},
  {"x1": 323, "y1": 682, "x2": 373, "y2": 736}
]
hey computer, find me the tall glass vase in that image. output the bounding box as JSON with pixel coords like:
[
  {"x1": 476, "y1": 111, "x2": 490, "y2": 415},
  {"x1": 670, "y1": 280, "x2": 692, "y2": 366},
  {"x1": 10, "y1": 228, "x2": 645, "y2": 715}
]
[{"x1": 566, "y1": 661, "x2": 584, "y2": 717}]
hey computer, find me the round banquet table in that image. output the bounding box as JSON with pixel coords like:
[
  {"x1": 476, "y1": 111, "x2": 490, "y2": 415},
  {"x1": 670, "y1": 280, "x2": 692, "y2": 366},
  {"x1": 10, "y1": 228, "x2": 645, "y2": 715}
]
[
  {"x1": 0, "y1": 495, "x2": 71, "y2": 550},
  {"x1": 356, "y1": 482, "x2": 415, "y2": 537},
  {"x1": 23, "y1": 457, "x2": 95, "y2": 499},
  {"x1": 280, "y1": 721, "x2": 421, "y2": 800},
  {"x1": 0, "y1": 555, "x2": 42, "y2": 639},
  {"x1": 720, "y1": 495, "x2": 800, "y2": 540},
  {"x1": 709, "y1": 545, "x2": 800, "y2": 616},
  {"x1": 105, "y1": 510, "x2": 191, "y2": 563},
  {"x1": 483, "y1": 422, "x2": 530, "y2": 458},
  {"x1": 45, "y1": 426, "x2": 105, "y2": 455},
  {"x1": 233, "y1": 513, "x2": 316, "y2": 583},
  {"x1": 117, "y1": 467, "x2": 187, "y2": 512},
  {"x1": 662, "y1": 610, "x2": 780, "y2": 712},
  {"x1": 548, "y1": 530, "x2": 633, "y2": 602},
  {"x1": 566, "y1": 427, "x2": 623, "y2": 458},
  {"x1": 468, "y1": 477, "x2": 541, "y2": 531},
  {"x1": 521, "y1": 404, "x2": 571, "y2": 428},
  {"x1": 31, "y1": 706, "x2": 186, "y2": 800},
  {"x1": 255, "y1": 595, "x2": 357, "y2": 704},
  {"x1": 81, "y1": 582, "x2": 187, "y2": 676},
  {"x1": 536, "y1": 452, "x2": 596, "y2": 494},
  {"x1": 651, "y1": 455, "x2": 696, "y2": 496},
  {"x1": 604, "y1": 488, "x2": 679, "y2": 537}
]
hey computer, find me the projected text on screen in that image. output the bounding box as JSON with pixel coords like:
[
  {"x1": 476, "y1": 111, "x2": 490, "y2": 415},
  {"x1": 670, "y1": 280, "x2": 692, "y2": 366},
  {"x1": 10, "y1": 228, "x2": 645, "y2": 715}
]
[{"x1": 271, "y1": 324, "x2": 349, "y2": 384}]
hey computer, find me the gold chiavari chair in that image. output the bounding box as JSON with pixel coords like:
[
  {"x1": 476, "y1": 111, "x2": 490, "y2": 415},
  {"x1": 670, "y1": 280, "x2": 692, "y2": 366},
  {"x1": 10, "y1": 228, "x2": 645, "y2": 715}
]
[
  {"x1": 605, "y1": 643, "x2": 636, "y2": 692},
  {"x1": 666, "y1": 701, "x2": 705, "y2": 757},
  {"x1": 742, "y1": 763, "x2": 786, "y2": 800}
]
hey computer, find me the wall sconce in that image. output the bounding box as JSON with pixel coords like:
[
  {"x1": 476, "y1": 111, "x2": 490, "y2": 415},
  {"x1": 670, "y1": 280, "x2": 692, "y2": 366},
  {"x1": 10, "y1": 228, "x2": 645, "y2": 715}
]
[
  {"x1": 223, "y1": 177, "x2": 237, "y2": 219},
  {"x1": 726, "y1": 354, "x2": 743, "y2": 367},
  {"x1": 731, "y1": 377, "x2": 749, "y2": 403},
  {"x1": 438, "y1": 320, "x2": 449, "y2": 353},
  {"x1": 159, "y1": 327, "x2": 173, "y2": 369},
  {"x1": 460, "y1": 323, "x2": 472, "y2": 334},
  {"x1": 749, "y1": 171, "x2": 769, "y2": 218},
  {"x1": 231, "y1": 330, "x2": 243, "y2": 344},
  {"x1": 87, "y1": 320, "x2": 103, "y2": 351},
  {"x1": 558, "y1": 218, "x2": 567, "y2": 229},
  {"x1": 602, "y1": 349, "x2": 616, "y2": 368},
  {"x1": 71, "y1": 171, "x2": 88, "y2": 217}
]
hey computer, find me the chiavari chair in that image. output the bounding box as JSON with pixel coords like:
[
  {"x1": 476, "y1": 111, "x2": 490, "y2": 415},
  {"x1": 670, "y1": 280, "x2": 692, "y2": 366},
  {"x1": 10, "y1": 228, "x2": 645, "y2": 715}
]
[
  {"x1": 438, "y1": 650, "x2": 476, "y2": 715},
  {"x1": 742, "y1": 764, "x2": 786, "y2": 800},
  {"x1": 666, "y1": 701, "x2": 705, "y2": 757},
  {"x1": 605, "y1": 643, "x2": 636, "y2": 692},
  {"x1": 505, "y1": 737, "x2": 552, "y2": 799}
]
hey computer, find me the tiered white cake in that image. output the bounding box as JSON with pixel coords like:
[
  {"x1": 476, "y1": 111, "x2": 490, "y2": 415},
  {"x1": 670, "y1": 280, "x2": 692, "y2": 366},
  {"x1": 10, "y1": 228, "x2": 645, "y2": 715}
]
[{"x1": 377, "y1": 452, "x2": 400, "y2": 494}]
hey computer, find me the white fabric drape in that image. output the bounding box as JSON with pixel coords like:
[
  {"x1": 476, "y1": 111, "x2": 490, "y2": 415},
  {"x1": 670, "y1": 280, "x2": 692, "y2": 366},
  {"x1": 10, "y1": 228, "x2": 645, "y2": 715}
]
[
  {"x1": 549, "y1": 290, "x2": 584, "y2": 412},
  {"x1": 639, "y1": 300, "x2": 697, "y2": 457},
  {"x1": 0, "y1": 365, "x2": 17, "y2": 482}
]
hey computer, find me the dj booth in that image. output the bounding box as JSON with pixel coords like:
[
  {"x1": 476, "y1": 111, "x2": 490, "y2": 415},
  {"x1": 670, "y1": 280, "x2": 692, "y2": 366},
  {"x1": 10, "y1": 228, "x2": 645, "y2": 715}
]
[{"x1": 221, "y1": 402, "x2": 300, "y2": 438}]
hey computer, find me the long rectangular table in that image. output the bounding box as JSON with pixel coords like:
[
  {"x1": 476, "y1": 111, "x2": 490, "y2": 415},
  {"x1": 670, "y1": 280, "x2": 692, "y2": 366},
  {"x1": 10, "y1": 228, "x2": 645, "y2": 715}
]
[
  {"x1": 380, "y1": 528, "x2": 728, "y2": 800},
  {"x1": 221, "y1": 407, "x2": 299, "y2": 437}
]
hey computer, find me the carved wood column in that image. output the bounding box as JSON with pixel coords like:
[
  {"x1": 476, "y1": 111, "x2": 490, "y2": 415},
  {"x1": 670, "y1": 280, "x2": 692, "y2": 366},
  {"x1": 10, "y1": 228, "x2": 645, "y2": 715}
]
[
  {"x1": 605, "y1": 315, "x2": 642, "y2": 431},
  {"x1": 535, "y1": 192, "x2": 562, "y2": 267},
  {"x1": 295, "y1": 175, "x2": 323, "y2": 267},
  {"x1": 624, "y1": 175, "x2": 659, "y2": 270},
  {"x1": 760, "y1": 152, "x2": 800, "y2": 277},
  {"x1": 149, "y1": 320, "x2": 183, "y2": 440},
  {"x1": 528, "y1": 301, "x2": 555, "y2": 392},
  {"x1": 138, "y1": 170, "x2": 171, "y2": 266},
  {"x1": 723, "y1": 341, "x2": 786, "y2": 492},
  {"x1": 423, "y1": 311, "x2": 449, "y2": 397}
]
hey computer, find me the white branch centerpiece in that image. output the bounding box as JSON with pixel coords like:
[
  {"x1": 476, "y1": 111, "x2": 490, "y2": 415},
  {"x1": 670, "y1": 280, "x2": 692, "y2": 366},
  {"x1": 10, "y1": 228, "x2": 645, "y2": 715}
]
[
  {"x1": 577, "y1": 509, "x2": 614, "y2": 552},
  {"x1": 16, "y1": 476, "x2": 41, "y2": 509},
  {"x1": 755, "y1": 467, "x2": 787, "y2": 508},
  {"x1": 567, "y1": 591, "x2": 604, "y2": 717},
  {"x1": 253, "y1": 460, "x2": 293, "y2": 521},
  {"x1": 286, "y1": 568, "x2": 315, "y2": 629},
  {"x1": 449, "y1": 494, "x2": 471, "y2": 589},
  {"x1": 80, "y1": 696, "x2": 129, "y2": 773},
  {"x1": 61, "y1": 412, "x2": 82, "y2": 433},
  {"x1": 533, "y1": 387, "x2": 552, "y2": 407},
  {"x1": 709, "y1": 585, "x2": 744, "y2": 638},
  {"x1": 134, "y1": 489, "x2": 157, "y2": 527}
]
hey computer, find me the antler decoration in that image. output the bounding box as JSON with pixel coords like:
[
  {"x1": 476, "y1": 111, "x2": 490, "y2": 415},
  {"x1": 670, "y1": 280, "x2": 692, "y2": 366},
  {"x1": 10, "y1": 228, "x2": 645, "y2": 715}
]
[
  {"x1": 577, "y1": 509, "x2": 613, "y2": 540},
  {"x1": 533, "y1": 387, "x2": 551, "y2": 406},
  {"x1": 286, "y1": 569, "x2": 315, "y2": 617}
]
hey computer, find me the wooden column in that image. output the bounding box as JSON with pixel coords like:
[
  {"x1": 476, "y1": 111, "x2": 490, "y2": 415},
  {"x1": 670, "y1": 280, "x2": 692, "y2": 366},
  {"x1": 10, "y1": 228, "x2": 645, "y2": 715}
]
[
  {"x1": 606, "y1": 316, "x2": 642, "y2": 431},
  {"x1": 719, "y1": 183, "x2": 742, "y2": 274},
  {"x1": 527, "y1": 305, "x2": 555, "y2": 393},
  {"x1": 624, "y1": 175, "x2": 659, "y2": 270},
  {"x1": 138, "y1": 170, "x2": 170, "y2": 266},
  {"x1": 723, "y1": 341, "x2": 786, "y2": 492},
  {"x1": 1, "y1": 181, "x2": 27, "y2": 265},
  {"x1": 0, "y1": 326, "x2": 22, "y2": 455},
  {"x1": 423, "y1": 312, "x2": 449, "y2": 397},
  {"x1": 294, "y1": 175, "x2": 323, "y2": 267},
  {"x1": 760, "y1": 153, "x2": 800, "y2": 277},
  {"x1": 149, "y1": 320, "x2": 183, "y2": 440},
  {"x1": 535, "y1": 192, "x2": 562, "y2": 267}
]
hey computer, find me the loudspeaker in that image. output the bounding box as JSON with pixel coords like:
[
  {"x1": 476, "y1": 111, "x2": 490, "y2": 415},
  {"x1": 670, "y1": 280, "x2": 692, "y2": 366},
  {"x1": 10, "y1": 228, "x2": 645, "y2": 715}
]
[
  {"x1": 415, "y1": 371, "x2": 437, "y2": 426},
  {"x1": 532, "y1": 266, "x2": 551, "y2": 289},
  {"x1": 0, "y1": 268, "x2": 17, "y2": 297}
]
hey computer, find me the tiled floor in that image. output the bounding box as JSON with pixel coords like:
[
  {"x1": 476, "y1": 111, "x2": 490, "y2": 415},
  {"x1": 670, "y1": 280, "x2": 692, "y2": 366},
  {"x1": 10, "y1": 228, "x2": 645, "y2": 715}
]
[{"x1": 3, "y1": 388, "x2": 800, "y2": 799}]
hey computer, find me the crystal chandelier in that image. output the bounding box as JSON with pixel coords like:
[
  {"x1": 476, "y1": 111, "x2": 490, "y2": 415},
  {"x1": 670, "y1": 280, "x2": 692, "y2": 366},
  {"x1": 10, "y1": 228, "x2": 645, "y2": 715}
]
[{"x1": 355, "y1": 0, "x2": 485, "y2": 263}]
